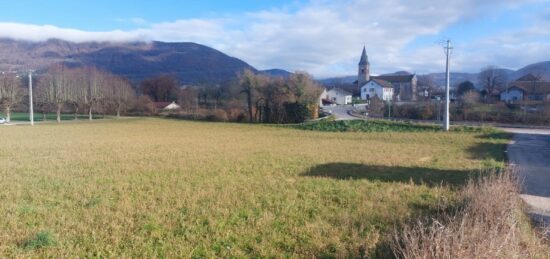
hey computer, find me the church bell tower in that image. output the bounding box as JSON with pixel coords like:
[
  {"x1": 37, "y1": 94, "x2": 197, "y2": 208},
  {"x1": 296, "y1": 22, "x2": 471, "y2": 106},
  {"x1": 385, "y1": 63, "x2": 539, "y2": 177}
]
[{"x1": 358, "y1": 46, "x2": 370, "y2": 87}]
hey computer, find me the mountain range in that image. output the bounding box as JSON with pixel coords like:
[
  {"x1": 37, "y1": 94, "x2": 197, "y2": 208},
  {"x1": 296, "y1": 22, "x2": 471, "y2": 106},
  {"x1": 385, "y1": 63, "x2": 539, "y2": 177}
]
[
  {"x1": 0, "y1": 38, "x2": 259, "y2": 85},
  {"x1": 0, "y1": 38, "x2": 548, "y2": 88}
]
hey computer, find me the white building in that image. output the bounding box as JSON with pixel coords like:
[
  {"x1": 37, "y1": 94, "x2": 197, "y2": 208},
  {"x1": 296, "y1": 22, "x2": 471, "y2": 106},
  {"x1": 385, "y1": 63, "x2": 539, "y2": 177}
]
[
  {"x1": 500, "y1": 87, "x2": 524, "y2": 103},
  {"x1": 325, "y1": 88, "x2": 352, "y2": 105},
  {"x1": 360, "y1": 79, "x2": 394, "y2": 101},
  {"x1": 319, "y1": 88, "x2": 328, "y2": 106}
]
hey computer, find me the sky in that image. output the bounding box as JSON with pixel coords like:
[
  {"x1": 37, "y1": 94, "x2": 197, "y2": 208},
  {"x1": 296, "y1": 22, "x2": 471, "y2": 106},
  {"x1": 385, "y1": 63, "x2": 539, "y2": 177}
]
[{"x1": 0, "y1": 0, "x2": 549, "y2": 78}]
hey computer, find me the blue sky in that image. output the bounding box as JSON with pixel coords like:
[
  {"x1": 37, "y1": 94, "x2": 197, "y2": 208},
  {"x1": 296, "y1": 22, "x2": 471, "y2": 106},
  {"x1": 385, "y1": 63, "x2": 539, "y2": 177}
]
[
  {"x1": 0, "y1": 0, "x2": 548, "y2": 77},
  {"x1": 0, "y1": 1, "x2": 300, "y2": 30}
]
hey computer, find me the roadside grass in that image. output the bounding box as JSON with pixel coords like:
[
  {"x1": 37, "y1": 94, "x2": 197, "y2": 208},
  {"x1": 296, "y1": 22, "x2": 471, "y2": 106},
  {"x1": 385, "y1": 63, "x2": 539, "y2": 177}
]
[
  {"x1": 392, "y1": 171, "x2": 550, "y2": 258},
  {"x1": 0, "y1": 118, "x2": 510, "y2": 257},
  {"x1": 289, "y1": 119, "x2": 500, "y2": 133}
]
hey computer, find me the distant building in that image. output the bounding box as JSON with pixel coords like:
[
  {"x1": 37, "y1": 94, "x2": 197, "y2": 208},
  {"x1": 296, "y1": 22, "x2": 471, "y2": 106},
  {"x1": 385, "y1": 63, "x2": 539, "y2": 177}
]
[
  {"x1": 500, "y1": 74, "x2": 550, "y2": 103},
  {"x1": 154, "y1": 101, "x2": 181, "y2": 111},
  {"x1": 325, "y1": 88, "x2": 352, "y2": 105},
  {"x1": 356, "y1": 46, "x2": 417, "y2": 101},
  {"x1": 319, "y1": 88, "x2": 328, "y2": 106},
  {"x1": 360, "y1": 78, "x2": 394, "y2": 101}
]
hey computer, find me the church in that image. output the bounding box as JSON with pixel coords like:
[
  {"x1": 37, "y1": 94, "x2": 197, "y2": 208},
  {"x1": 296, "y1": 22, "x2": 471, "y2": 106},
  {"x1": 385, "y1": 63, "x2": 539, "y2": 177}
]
[{"x1": 357, "y1": 47, "x2": 417, "y2": 101}]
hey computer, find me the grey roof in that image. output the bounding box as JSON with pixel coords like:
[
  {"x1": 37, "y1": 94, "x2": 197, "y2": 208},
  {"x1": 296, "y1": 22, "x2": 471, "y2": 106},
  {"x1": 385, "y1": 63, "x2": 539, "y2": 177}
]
[
  {"x1": 358, "y1": 46, "x2": 369, "y2": 66},
  {"x1": 374, "y1": 74, "x2": 415, "y2": 83},
  {"x1": 364, "y1": 78, "x2": 393, "y2": 88},
  {"x1": 505, "y1": 81, "x2": 550, "y2": 95},
  {"x1": 516, "y1": 73, "x2": 540, "y2": 82}
]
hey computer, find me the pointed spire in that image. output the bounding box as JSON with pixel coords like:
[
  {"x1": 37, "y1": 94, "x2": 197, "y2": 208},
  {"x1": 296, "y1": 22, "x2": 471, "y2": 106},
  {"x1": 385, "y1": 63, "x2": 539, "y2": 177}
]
[{"x1": 358, "y1": 46, "x2": 369, "y2": 66}]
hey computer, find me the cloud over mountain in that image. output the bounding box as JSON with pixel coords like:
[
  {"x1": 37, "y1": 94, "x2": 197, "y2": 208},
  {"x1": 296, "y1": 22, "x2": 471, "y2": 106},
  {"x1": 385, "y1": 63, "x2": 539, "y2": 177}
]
[{"x1": 0, "y1": 0, "x2": 548, "y2": 77}]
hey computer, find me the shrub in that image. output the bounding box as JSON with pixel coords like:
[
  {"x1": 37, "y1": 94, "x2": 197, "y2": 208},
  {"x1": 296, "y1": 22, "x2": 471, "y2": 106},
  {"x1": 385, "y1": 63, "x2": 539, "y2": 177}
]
[
  {"x1": 206, "y1": 109, "x2": 229, "y2": 122},
  {"x1": 290, "y1": 119, "x2": 442, "y2": 132},
  {"x1": 284, "y1": 102, "x2": 311, "y2": 123},
  {"x1": 22, "y1": 231, "x2": 56, "y2": 250},
  {"x1": 392, "y1": 171, "x2": 550, "y2": 258}
]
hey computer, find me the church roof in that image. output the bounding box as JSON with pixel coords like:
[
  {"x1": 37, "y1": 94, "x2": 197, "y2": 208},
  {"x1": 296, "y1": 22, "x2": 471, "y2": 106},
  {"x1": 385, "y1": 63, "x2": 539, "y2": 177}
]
[
  {"x1": 358, "y1": 46, "x2": 369, "y2": 66},
  {"x1": 374, "y1": 74, "x2": 415, "y2": 83},
  {"x1": 370, "y1": 78, "x2": 393, "y2": 88}
]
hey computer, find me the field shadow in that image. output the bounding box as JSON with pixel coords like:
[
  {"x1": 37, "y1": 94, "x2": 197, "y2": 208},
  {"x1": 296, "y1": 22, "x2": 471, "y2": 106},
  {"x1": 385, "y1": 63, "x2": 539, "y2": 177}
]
[
  {"x1": 466, "y1": 142, "x2": 508, "y2": 163},
  {"x1": 302, "y1": 163, "x2": 470, "y2": 187}
]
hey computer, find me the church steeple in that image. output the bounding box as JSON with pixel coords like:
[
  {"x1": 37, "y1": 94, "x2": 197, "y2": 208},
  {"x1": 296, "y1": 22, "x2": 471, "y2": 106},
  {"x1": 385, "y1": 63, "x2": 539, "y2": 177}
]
[
  {"x1": 358, "y1": 46, "x2": 370, "y2": 87},
  {"x1": 359, "y1": 46, "x2": 369, "y2": 66}
]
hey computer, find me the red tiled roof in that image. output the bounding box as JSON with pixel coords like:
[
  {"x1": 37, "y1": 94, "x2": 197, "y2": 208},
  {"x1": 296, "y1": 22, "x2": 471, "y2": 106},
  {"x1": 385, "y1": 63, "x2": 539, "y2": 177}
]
[
  {"x1": 371, "y1": 78, "x2": 393, "y2": 88},
  {"x1": 154, "y1": 102, "x2": 171, "y2": 109}
]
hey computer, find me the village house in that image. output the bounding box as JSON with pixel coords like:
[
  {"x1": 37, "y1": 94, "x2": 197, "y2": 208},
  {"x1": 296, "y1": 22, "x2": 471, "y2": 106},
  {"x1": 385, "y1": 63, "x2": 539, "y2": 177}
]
[
  {"x1": 154, "y1": 101, "x2": 181, "y2": 111},
  {"x1": 360, "y1": 78, "x2": 394, "y2": 101},
  {"x1": 323, "y1": 88, "x2": 352, "y2": 105},
  {"x1": 500, "y1": 74, "x2": 550, "y2": 103}
]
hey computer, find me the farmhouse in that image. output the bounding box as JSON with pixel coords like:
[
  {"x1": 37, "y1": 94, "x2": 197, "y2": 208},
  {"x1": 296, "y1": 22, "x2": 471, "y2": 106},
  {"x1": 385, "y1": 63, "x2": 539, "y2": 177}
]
[
  {"x1": 356, "y1": 46, "x2": 417, "y2": 101},
  {"x1": 154, "y1": 101, "x2": 181, "y2": 110},
  {"x1": 360, "y1": 78, "x2": 394, "y2": 101},
  {"x1": 500, "y1": 74, "x2": 550, "y2": 103},
  {"x1": 324, "y1": 88, "x2": 353, "y2": 105}
]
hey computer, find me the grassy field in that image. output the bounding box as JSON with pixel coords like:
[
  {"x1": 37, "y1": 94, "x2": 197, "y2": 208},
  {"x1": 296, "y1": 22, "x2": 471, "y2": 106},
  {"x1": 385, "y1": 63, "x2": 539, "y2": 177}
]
[{"x1": 0, "y1": 118, "x2": 509, "y2": 257}]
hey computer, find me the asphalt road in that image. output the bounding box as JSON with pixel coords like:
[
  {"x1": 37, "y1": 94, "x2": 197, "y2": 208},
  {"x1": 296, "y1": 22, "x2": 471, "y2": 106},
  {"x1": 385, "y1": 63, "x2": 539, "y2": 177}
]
[
  {"x1": 501, "y1": 127, "x2": 550, "y2": 225},
  {"x1": 321, "y1": 105, "x2": 360, "y2": 120}
]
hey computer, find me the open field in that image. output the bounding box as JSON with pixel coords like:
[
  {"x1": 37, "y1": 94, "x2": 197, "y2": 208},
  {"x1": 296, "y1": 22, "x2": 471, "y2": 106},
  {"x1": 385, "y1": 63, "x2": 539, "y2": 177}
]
[{"x1": 0, "y1": 118, "x2": 509, "y2": 257}]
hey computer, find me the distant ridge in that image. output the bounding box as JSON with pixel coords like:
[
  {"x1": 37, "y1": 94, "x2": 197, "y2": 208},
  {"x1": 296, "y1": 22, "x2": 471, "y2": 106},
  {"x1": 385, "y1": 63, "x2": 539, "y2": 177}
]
[
  {"x1": 259, "y1": 69, "x2": 293, "y2": 78},
  {"x1": 0, "y1": 38, "x2": 256, "y2": 85}
]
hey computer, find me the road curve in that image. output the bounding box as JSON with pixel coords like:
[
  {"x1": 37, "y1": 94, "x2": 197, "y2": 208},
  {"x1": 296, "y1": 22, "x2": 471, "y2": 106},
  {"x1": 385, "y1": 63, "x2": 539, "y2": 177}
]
[{"x1": 501, "y1": 128, "x2": 550, "y2": 225}]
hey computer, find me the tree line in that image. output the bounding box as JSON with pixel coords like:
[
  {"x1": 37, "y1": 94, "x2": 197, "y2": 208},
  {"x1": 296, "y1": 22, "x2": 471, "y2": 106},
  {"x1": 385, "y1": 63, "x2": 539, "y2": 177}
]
[
  {"x1": 1, "y1": 65, "x2": 324, "y2": 124},
  {"x1": 0, "y1": 64, "x2": 135, "y2": 123}
]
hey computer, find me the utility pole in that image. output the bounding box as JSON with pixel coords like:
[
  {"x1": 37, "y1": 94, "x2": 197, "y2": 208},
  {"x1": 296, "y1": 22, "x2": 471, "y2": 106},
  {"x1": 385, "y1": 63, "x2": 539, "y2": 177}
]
[
  {"x1": 387, "y1": 100, "x2": 391, "y2": 119},
  {"x1": 443, "y1": 40, "x2": 452, "y2": 131},
  {"x1": 28, "y1": 70, "x2": 34, "y2": 126}
]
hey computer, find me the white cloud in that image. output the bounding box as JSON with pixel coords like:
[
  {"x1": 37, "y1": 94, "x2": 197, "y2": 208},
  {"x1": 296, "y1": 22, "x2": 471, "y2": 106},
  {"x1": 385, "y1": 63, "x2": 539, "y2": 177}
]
[{"x1": 0, "y1": 0, "x2": 548, "y2": 77}]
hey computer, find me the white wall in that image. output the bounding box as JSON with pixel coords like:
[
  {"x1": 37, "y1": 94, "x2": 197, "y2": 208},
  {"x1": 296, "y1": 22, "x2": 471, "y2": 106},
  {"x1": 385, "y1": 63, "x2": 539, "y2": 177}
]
[
  {"x1": 500, "y1": 89, "x2": 523, "y2": 102},
  {"x1": 319, "y1": 89, "x2": 328, "y2": 106},
  {"x1": 327, "y1": 89, "x2": 352, "y2": 105},
  {"x1": 361, "y1": 81, "x2": 393, "y2": 101}
]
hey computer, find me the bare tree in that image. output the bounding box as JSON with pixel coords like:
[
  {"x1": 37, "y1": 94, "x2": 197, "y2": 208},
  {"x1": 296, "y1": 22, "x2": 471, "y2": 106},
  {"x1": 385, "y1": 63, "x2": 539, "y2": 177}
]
[
  {"x1": 80, "y1": 67, "x2": 107, "y2": 121},
  {"x1": 0, "y1": 72, "x2": 22, "y2": 122},
  {"x1": 478, "y1": 65, "x2": 508, "y2": 102},
  {"x1": 238, "y1": 69, "x2": 264, "y2": 123},
  {"x1": 178, "y1": 87, "x2": 199, "y2": 113},
  {"x1": 37, "y1": 64, "x2": 73, "y2": 123},
  {"x1": 462, "y1": 91, "x2": 481, "y2": 120},
  {"x1": 108, "y1": 75, "x2": 135, "y2": 118},
  {"x1": 417, "y1": 75, "x2": 437, "y2": 99}
]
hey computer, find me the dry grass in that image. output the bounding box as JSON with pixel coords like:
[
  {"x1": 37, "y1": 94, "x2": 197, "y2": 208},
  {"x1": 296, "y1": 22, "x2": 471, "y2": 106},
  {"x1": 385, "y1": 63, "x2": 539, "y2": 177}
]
[
  {"x1": 0, "y1": 118, "x2": 508, "y2": 257},
  {"x1": 392, "y1": 171, "x2": 550, "y2": 258}
]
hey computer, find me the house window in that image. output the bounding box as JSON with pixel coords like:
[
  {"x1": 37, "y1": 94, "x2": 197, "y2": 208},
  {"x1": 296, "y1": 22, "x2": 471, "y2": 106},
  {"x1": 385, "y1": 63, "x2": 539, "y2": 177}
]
[{"x1": 369, "y1": 88, "x2": 375, "y2": 92}]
